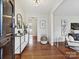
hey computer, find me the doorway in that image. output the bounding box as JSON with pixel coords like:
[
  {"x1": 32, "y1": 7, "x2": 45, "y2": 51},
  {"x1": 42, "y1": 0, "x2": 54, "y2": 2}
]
[{"x1": 28, "y1": 17, "x2": 37, "y2": 45}]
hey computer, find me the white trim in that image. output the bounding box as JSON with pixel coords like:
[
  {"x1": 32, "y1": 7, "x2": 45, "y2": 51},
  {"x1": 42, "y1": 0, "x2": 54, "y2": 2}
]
[{"x1": 51, "y1": 0, "x2": 64, "y2": 13}]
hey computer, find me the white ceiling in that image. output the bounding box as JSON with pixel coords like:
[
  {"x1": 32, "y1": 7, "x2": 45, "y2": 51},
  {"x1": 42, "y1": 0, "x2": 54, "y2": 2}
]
[
  {"x1": 54, "y1": 0, "x2": 79, "y2": 16},
  {"x1": 16, "y1": 0, "x2": 61, "y2": 15}
]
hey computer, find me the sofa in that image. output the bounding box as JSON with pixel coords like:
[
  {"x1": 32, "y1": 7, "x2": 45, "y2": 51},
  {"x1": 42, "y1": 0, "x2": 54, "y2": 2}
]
[{"x1": 66, "y1": 30, "x2": 79, "y2": 52}]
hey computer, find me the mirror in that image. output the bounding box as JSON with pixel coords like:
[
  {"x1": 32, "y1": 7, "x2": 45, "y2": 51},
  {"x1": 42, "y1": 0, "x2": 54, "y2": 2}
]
[{"x1": 16, "y1": 13, "x2": 22, "y2": 29}]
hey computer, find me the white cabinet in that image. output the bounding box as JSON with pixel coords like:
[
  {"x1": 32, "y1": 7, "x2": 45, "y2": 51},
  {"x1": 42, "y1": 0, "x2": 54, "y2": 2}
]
[
  {"x1": 15, "y1": 34, "x2": 28, "y2": 54},
  {"x1": 25, "y1": 34, "x2": 28, "y2": 44},
  {"x1": 15, "y1": 37, "x2": 20, "y2": 50}
]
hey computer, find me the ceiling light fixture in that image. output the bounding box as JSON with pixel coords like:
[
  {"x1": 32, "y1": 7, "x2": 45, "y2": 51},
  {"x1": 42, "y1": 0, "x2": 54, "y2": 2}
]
[{"x1": 33, "y1": 0, "x2": 40, "y2": 7}]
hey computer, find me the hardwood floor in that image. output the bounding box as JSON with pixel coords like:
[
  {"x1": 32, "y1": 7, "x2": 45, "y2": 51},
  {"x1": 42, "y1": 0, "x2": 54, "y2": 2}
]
[
  {"x1": 15, "y1": 39, "x2": 79, "y2": 59},
  {"x1": 55, "y1": 42, "x2": 79, "y2": 59}
]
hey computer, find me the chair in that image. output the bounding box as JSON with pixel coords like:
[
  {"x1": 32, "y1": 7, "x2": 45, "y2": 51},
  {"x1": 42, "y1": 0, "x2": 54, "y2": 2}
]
[{"x1": 66, "y1": 35, "x2": 79, "y2": 52}]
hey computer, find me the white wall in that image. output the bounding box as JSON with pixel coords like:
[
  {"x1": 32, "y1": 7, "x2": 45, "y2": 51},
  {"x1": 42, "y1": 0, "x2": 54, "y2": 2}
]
[
  {"x1": 53, "y1": 16, "x2": 79, "y2": 42},
  {"x1": 32, "y1": 18, "x2": 37, "y2": 36},
  {"x1": 48, "y1": 13, "x2": 54, "y2": 45},
  {"x1": 53, "y1": 16, "x2": 61, "y2": 42},
  {"x1": 48, "y1": 14, "x2": 51, "y2": 43},
  {"x1": 27, "y1": 17, "x2": 37, "y2": 36}
]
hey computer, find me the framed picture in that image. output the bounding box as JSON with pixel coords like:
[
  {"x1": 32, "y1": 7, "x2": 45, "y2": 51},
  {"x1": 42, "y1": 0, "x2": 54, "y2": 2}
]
[{"x1": 40, "y1": 19, "x2": 46, "y2": 29}]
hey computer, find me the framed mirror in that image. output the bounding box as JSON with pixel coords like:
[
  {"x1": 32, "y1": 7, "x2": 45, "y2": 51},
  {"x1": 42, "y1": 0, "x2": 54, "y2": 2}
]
[{"x1": 16, "y1": 13, "x2": 22, "y2": 29}]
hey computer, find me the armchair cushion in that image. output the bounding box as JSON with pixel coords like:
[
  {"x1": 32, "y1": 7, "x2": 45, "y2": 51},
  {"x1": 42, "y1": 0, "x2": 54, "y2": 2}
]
[
  {"x1": 68, "y1": 33, "x2": 79, "y2": 41},
  {"x1": 75, "y1": 34, "x2": 79, "y2": 41},
  {"x1": 74, "y1": 30, "x2": 79, "y2": 33},
  {"x1": 69, "y1": 36, "x2": 74, "y2": 41},
  {"x1": 66, "y1": 35, "x2": 79, "y2": 47}
]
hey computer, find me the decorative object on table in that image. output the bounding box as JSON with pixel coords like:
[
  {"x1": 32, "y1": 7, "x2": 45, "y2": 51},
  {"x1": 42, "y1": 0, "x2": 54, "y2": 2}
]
[{"x1": 40, "y1": 36, "x2": 48, "y2": 44}]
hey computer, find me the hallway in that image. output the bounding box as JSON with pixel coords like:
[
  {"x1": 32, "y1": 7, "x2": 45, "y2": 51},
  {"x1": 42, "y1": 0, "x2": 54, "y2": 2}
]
[{"x1": 15, "y1": 39, "x2": 65, "y2": 59}]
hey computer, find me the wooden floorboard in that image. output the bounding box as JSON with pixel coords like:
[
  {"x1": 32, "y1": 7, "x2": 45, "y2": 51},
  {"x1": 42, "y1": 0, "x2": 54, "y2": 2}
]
[
  {"x1": 55, "y1": 42, "x2": 79, "y2": 59},
  {"x1": 15, "y1": 40, "x2": 79, "y2": 59}
]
